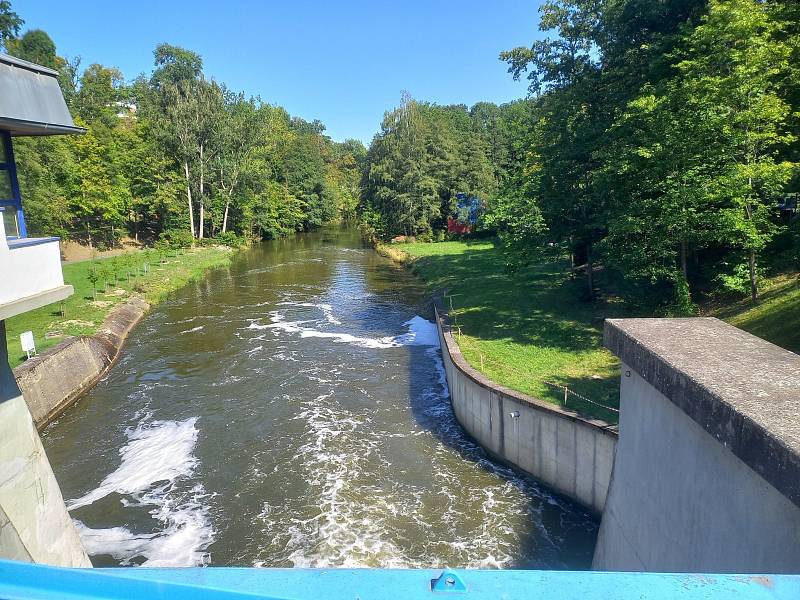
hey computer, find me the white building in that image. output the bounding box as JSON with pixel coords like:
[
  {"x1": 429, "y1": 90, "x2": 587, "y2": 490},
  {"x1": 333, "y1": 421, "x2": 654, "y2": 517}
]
[{"x1": 0, "y1": 53, "x2": 90, "y2": 566}]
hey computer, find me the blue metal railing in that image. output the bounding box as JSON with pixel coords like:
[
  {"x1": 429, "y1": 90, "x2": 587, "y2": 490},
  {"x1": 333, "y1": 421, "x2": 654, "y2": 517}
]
[{"x1": 0, "y1": 560, "x2": 798, "y2": 599}]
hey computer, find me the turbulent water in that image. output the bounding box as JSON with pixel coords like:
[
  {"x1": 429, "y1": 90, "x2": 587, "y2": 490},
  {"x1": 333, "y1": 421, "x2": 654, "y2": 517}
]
[{"x1": 42, "y1": 228, "x2": 598, "y2": 569}]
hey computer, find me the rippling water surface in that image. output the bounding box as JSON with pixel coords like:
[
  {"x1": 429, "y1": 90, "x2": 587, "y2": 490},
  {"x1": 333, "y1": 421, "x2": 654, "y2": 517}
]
[{"x1": 43, "y1": 228, "x2": 598, "y2": 568}]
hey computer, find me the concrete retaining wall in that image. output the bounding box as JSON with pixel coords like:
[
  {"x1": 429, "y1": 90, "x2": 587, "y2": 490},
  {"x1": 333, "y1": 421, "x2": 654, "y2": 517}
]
[
  {"x1": 434, "y1": 306, "x2": 618, "y2": 515},
  {"x1": 14, "y1": 297, "x2": 149, "y2": 428},
  {"x1": 594, "y1": 318, "x2": 800, "y2": 573}
]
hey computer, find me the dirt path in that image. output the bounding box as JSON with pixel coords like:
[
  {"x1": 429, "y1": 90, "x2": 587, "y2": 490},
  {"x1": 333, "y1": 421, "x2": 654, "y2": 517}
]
[{"x1": 60, "y1": 239, "x2": 143, "y2": 264}]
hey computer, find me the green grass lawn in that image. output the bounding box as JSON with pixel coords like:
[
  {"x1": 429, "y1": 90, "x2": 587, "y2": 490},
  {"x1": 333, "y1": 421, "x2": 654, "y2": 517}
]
[
  {"x1": 6, "y1": 246, "x2": 235, "y2": 368},
  {"x1": 387, "y1": 239, "x2": 800, "y2": 424},
  {"x1": 384, "y1": 240, "x2": 623, "y2": 423}
]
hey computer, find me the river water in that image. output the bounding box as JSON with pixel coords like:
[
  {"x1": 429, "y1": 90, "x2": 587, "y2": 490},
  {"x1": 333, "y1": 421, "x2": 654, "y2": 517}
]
[{"x1": 42, "y1": 228, "x2": 597, "y2": 569}]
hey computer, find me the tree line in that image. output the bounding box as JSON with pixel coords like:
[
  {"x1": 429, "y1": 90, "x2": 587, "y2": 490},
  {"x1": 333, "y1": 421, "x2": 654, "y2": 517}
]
[
  {"x1": 0, "y1": 2, "x2": 366, "y2": 248},
  {"x1": 361, "y1": 0, "x2": 799, "y2": 313}
]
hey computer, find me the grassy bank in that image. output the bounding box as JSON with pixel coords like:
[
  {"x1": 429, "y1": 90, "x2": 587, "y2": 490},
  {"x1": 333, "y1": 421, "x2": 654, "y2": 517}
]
[
  {"x1": 383, "y1": 239, "x2": 800, "y2": 424},
  {"x1": 708, "y1": 274, "x2": 800, "y2": 353},
  {"x1": 5, "y1": 245, "x2": 236, "y2": 368},
  {"x1": 379, "y1": 240, "x2": 623, "y2": 423}
]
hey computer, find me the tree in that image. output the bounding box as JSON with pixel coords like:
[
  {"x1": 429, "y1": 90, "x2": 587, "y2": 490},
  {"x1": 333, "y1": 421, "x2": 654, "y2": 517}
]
[
  {"x1": 677, "y1": 0, "x2": 796, "y2": 303},
  {"x1": 0, "y1": 0, "x2": 22, "y2": 51},
  {"x1": 215, "y1": 91, "x2": 259, "y2": 234},
  {"x1": 70, "y1": 120, "x2": 127, "y2": 246},
  {"x1": 151, "y1": 43, "x2": 202, "y2": 89},
  {"x1": 500, "y1": 0, "x2": 606, "y2": 298},
  {"x1": 6, "y1": 29, "x2": 57, "y2": 68},
  {"x1": 75, "y1": 64, "x2": 124, "y2": 127},
  {"x1": 86, "y1": 266, "x2": 100, "y2": 301},
  {"x1": 150, "y1": 45, "x2": 218, "y2": 240}
]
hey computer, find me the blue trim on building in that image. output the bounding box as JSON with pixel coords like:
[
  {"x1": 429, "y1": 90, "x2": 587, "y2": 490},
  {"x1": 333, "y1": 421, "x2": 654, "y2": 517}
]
[
  {"x1": 0, "y1": 132, "x2": 26, "y2": 238},
  {"x1": 0, "y1": 560, "x2": 797, "y2": 599}
]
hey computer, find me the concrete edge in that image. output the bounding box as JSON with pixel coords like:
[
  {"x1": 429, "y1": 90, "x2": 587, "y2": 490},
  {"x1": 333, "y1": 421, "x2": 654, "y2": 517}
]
[
  {"x1": 434, "y1": 298, "x2": 618, "y2": 436},
  {"x1": 604, "y1": 319, "x2": 800, "y2": 509},
  {"x1": 14, "y1": 296, "x2": 150, "y2": 429},
  {"x1": 0, "y1": 285, "x2": 74, "y2": 321}
]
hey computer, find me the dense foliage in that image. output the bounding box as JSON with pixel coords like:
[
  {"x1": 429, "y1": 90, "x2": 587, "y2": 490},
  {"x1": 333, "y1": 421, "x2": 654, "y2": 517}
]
[
  {"x1": 362, "y1": 0, "x2": 799, "y2": 313},
  {"x1": 0, "y1": 3, "x2": 365, "y2": 247},
  {"x1": 360, "y1": 94, "x2": 531, "y2": 240}
]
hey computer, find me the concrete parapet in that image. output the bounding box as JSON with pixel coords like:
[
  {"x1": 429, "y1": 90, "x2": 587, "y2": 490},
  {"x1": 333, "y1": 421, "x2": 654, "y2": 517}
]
[
  {"x1": 434, "y1": 304, "x2": 618, "y2": 515},
  {"x1": 594, "y1": 318, "x2": 800, "y2": 573}
]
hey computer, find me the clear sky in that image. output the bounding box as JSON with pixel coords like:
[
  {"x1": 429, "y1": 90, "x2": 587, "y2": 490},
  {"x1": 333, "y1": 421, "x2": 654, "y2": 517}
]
[{"x1": 12, "y1": 1, "x2": 544, "y2": 144}]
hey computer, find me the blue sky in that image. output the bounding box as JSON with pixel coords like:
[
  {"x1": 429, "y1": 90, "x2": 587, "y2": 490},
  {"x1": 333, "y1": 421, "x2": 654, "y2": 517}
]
[{"x1": 13, "y1": 1, "x2": 544, "y2": 144}]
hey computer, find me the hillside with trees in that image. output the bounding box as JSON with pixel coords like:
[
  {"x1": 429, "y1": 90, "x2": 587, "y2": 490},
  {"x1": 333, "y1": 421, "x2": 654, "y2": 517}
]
[
  {"x1": 0, "y1": 2, "x2": 365, "y2": 248},
  {"x1": 362, "y1": 0, "x2": 800, "y2": 315}
]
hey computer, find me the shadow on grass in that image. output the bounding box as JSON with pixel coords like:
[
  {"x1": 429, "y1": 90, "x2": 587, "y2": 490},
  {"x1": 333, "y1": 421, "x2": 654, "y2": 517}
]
[
  {"x1": 410, "y1": 241, "x2": 617, "y2": 353},
  {"x1": 542, "y1": 373, "x2": 621, "y2": 425}
]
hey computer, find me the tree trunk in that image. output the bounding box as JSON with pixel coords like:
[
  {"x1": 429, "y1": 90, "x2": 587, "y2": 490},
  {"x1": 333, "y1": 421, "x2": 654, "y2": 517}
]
[
  {"x1": 184, "y1": 161, "x2": 195, "y2": 238},
  {"x1": 568, "y1": 236, "x2": 575, "y2": 275},
  {"x1": 198, "y1": 144, "x2": 205, "y2": 240},
  {"x1": 680, "y1": 240, "x2": 688, "y2": 281},
  {"x1": 222, "y1": 188, "x2": 233, "y2": 233},
  {"x1": 586, "y1": 241, "x2": 594, "y2": 300},
  {"x1": 745, "y1": 176, "x2": 757, "y2": 304}
]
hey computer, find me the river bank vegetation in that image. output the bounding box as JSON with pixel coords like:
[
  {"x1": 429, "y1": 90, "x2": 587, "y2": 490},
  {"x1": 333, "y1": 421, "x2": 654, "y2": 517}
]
[
  {"x1": 0, "y1": 2, "x2": 365, "y2": 247},
  {"x1": 5, "y1": 245, "x2": 235, "y2": 368}
]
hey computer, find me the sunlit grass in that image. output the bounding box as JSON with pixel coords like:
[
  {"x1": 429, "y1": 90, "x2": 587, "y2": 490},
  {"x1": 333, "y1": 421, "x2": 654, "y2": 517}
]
[{"x1": 6, "y1": 246, "x2": 235, "y2": 368}]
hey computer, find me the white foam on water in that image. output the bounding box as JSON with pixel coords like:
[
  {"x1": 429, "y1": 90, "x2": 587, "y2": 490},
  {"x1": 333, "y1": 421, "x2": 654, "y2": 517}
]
[
  {"x1": 249, "y1": 313, "x2": 442, "y2": 351},
  {"x1": 180, "y1": 325, "x2": 204, "y2": 334},
  {"x1": 68, "y1": 418, "x2": 214, "y2": 566},
  {"x1": 401, "y1": 316, "x2": 441, "y2": 348},
  {"x1": 276, "y1": 396, "x2": 411, "y2": 568}
]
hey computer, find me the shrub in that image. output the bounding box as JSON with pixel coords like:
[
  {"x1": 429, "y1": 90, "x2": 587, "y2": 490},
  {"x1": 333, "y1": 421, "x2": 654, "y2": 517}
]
[
  {"x1": 162, "y1": 229, "x2": 194, "y2": 250},
  {"x1": 215, "y1": 231, "x2": 246, "y2": 248},
  {"x1": 715, "y1": 261, "x2": 765, "y2": 297}
]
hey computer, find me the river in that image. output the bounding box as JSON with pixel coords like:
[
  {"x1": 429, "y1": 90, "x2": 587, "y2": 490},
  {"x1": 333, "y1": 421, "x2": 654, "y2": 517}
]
[{"x1": 42, "y1": 228, "x2": 598, "y2": 569}]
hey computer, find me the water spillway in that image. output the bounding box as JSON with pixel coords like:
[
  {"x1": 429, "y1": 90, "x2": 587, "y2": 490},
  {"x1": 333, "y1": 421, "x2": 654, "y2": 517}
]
[{"x1": 41, "y1": 228, "x2": 597, "y2": 569}]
